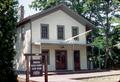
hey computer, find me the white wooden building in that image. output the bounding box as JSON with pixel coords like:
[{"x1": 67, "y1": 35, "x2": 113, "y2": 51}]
[{"x1": 15, "y1": 4, "x2": 94, "y2": 71}]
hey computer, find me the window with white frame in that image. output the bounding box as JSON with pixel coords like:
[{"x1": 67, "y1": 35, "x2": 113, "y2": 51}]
[
  {"x1": 41, "y1": 24, "x2": 49, "y2": 39},
  {"x1": 57, "y1": 25, "x2": 65, "y2": 40},
  {"x1": 72, "y1": 26, "x2": 79, "y2": 40}
]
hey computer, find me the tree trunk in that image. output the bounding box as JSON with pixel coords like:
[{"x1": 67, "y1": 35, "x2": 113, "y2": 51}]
[{"x1": 104, "y1": 0, "x2": 110, "y2": 69}]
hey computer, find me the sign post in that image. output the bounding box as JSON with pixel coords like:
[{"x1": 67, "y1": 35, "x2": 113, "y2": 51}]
[
  {"x1": 44, "y1": 54, "x2": 48, "y2": 82},
  {"x1": 25, "y1": 55, "x2": 29, "y2": 82},
  {"x1": 24, "y1": 53, "x2": 48, "y2": 82}
]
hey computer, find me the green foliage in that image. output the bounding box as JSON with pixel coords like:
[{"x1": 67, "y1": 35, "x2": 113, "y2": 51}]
[
  {"x1": 92, "y1": 36, "x2": 105, "y2": 49},
  {"x1": 0, "y1": 0, "x2": 18, "y2": 82},
  {"x1": 87, "y1": 0, "x2": 120, "y2": 69},
  {"x1": 29, "y1": 0, "x2": 85, "y2": 14},
  {"x1": 30, "y1": 0, "x2": 61, "y2": 10}
]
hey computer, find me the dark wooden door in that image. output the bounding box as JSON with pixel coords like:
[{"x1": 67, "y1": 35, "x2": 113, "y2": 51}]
[
  {"x1": 74, "y1": 50, "x2": 80, "y2": 70},
  {"x1": 55, "y1": 50, "x2": 67, "y2": 70}
]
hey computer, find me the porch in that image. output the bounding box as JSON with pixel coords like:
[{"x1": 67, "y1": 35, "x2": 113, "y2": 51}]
[{"x1": 32, "y1": 40, "x2": 88, "y2": 71}]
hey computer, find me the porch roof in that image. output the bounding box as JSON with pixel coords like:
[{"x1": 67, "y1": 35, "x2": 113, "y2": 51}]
[{"x1": 32, "y1": 40, "x2": 91, "y2": 46}]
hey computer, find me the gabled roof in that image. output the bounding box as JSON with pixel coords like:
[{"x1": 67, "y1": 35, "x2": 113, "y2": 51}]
[{"x1": 17, "y1": 4, "x2": 94, "y2": 27}]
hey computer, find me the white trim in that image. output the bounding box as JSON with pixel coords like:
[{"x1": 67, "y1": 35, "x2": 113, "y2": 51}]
[{"x1": 32, "y1": 40, "x2": 88, "y2": 46}]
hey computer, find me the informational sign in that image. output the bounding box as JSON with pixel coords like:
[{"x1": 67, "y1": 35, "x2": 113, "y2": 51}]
[{"x1": 30, "y1": 55, "x2": 43, "y2": 77}]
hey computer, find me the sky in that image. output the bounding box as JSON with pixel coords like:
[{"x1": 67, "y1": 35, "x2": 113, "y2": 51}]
[{"x1": 18, "y1": 0, "x2": 38, "y2": 17}]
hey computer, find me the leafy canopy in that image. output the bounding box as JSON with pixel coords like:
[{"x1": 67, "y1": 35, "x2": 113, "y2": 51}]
[{"x1": 0, "y1": 0, "x2": 18, "y2": 82}]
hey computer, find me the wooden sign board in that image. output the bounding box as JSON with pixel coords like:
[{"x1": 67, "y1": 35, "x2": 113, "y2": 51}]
[
  {"x1": 30, "y1": 55, "x2": 43, "y2": 77},
  {"x1": 24, "y1": 53, "x2": 48, "y2": 82}
]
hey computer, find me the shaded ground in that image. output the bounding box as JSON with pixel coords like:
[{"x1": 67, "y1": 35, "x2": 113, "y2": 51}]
[
  {"x1": 18, "y1": 70, "x2": 120, "y2": 82},
  {"x1": 80, "y1": 75, "x2": 120, "y2": 82},
  {"x1": 18, "y1": 77, "x2": 37, "y2": 82}
]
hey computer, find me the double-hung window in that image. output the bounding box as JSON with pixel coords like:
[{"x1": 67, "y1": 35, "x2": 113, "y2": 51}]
[
  {"x1": 41, "y1": 24, "x2": 49, "y2": 39},
  {"x1": 57, "y1": 25, "x2": 64, "y2": 40},
  {"x1": 72, "y1": 26, "x2": 79, "y2": 40}
]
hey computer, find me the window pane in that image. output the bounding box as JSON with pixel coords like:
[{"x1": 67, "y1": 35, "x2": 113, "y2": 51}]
[
  {"x1": 41, "y1": 24, "x2": 49, "y2": 39},
  {"x1": 72, "y1": 27, "x2": 79, "y2": 40},
  {"x1": 57, "y1": 25, "x2": 64, "y2": 40}
]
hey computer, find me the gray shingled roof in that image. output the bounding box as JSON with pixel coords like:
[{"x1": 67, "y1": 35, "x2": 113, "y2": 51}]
[{"x1": 17, "y1": 4, "x2": 94, "y2": 27}]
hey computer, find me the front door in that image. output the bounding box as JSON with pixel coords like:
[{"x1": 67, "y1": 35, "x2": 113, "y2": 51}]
[
  {"x1": 74, "y1": 50, "x2": 80, "y2": 70},
  {"x1": 55, "y1": 50, "x2": 67, "y2": 70}
]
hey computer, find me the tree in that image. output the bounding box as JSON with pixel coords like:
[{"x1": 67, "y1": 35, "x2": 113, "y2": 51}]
[
  {"x1": 0, "y1": 0, "x2": 18, "y2": 82},
  {"x1": 87, "y1": 0, "x2": 120, "y2": 69},
  {"x1": 29, "y1": 0, "x2": 85, "y2": 14}
]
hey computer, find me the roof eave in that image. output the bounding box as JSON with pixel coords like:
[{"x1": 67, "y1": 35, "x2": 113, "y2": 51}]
[
  {"x1": 60, "y1": 5, "x2": 95, "y2": 28},
  {"x1": 17, "y1": 4, "x2": 95, "y2": 28},
  {"x1": 17, "y1": 17, "x2": 30, "y2": 27}
]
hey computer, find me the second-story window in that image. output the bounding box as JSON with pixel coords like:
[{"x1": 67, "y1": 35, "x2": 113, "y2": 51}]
[
  {"x1": 57, "y1": 25, "x2": 64, "y2": 40},
  {"x1": 41, "y1": 24, "x2": 49, "y2": 39},
  {"x1": 72, "y1": 26, "x2": 79, "y2": 40}
]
